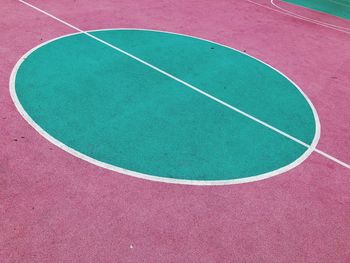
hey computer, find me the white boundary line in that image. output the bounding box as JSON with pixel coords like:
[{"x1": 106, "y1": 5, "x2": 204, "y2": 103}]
[
  {"x1": 245, "y1": 0, "x2": 350, "y2": 34},
  {"x1": 9, "y1": 30, "x2": 320, "y2": 185},
  {"x1": 11, "y1": 0, "x2": 349, "y2": 185},
  {"x1": 271, "y1": 0, "x2": 350, "y2": 31},
  {"x1": 315, "y1": 149, "x2": 350, "y2": 168}
]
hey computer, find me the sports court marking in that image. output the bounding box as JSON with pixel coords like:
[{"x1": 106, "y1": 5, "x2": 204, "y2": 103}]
[
  {"x1": 11, "y1": 29, "x2": 320, "y2": 185},
  {"x1": 280, "y1": 0, "x2": 350, "y2": 20},
  {"x1": 245, "y1": 0, "x2": 350, "y2": 34},
  {"x1": 271, "y1": 0, "x2": 350, "y2": 31},
  {"x1": 12, "y1": 0, "x2": 350, "y2": 185}
]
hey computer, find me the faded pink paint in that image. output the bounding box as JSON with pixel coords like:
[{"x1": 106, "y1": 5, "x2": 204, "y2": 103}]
[{"x1": 1, "y1": 0, "x2": 350, "y2": 262}]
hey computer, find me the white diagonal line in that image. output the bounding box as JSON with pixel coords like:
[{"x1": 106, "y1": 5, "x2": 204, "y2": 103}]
[{"x1": 17, "y1": 0, "x2": 350, "y2": 170}]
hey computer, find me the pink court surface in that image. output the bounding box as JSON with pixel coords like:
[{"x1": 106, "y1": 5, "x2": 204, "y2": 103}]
[{"x1": 1, "y1": 0, "x2": 350, "y2": 262}]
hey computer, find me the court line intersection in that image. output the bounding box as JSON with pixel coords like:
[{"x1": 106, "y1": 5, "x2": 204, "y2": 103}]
[{"x1": 12, "y1": 0, "x2": 350, "y2": 185}]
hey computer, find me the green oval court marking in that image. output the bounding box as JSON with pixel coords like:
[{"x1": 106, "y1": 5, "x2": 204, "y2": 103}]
[{"x1": 11, "y1": 29, "x2": 320, "y2": 185}]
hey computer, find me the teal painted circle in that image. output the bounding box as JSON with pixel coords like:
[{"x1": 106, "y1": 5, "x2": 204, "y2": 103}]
[{"x1": 12, "y1": 29, "x2": 319, "y2": 184}]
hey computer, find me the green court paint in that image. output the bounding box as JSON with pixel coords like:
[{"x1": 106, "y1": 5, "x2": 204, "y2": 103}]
[
  {"x1": 282, "y1": 0, "x2": 350, "y2": 20},
  {"x1": 12, "y1": 29, "x2": 319, "y2": 184}
]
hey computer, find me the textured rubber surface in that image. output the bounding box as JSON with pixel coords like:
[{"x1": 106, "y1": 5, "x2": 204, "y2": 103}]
[
  {"x1": 1, "y1": 0, "x2": 350, "y2": 262},
  {"x1": 14, "y1": 29, "x2": 316, "y2": 181}
]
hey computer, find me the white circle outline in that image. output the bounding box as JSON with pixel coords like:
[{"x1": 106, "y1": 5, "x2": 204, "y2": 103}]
[{"x1": 9, "y1": 28, "x2": 321, "y2": 186}]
